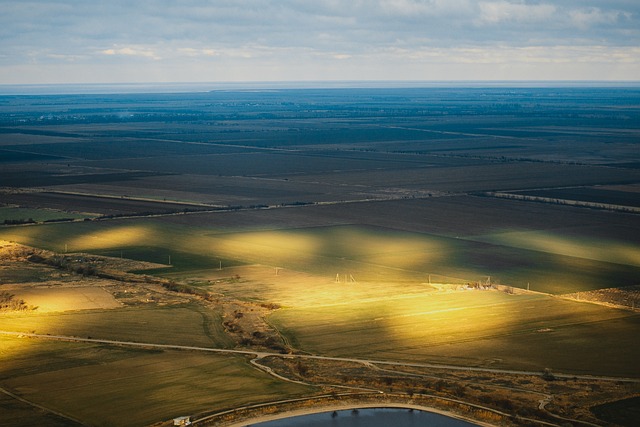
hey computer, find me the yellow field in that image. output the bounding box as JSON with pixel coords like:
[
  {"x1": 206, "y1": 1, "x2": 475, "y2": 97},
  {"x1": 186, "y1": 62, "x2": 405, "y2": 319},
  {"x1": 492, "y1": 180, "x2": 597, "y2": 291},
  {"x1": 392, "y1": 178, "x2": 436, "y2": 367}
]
[
  {"x1": 200, "y1": 264, "x2": 640, "y2": 377},
  {"x1": 7, "y1": 286, "x2": 122, "y2": 312}
]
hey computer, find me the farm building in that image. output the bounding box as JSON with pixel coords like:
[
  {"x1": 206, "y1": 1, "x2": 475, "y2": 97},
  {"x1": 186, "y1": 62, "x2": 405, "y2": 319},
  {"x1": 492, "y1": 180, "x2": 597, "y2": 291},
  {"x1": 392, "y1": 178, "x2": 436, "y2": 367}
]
[{"x1": 173, "y1": 415, "x2": 191, "y2": 426}]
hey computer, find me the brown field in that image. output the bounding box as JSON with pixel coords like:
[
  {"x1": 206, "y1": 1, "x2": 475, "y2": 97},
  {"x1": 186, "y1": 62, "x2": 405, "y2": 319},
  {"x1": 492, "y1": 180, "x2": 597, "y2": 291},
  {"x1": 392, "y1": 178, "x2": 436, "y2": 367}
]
[
  {"x1": 0, "y1": 191, "x2": 212, "y2": 216},
  {"x1": 45, "y1": 173, "x2": 377, "y2": 206},
  {"x1": 515, "y1": 186, "x2": 640, "y2": 208},
  {"x1": 283, "y1": 161, "x2": 640, "y2": 193},
  {"x1": 0, "y1": 133, "x2": 90, "y2": 146}
]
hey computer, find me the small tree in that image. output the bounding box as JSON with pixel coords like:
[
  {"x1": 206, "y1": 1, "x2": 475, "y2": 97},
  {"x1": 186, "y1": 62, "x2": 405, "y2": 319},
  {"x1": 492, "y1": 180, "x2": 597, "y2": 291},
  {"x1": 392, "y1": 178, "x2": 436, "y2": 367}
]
[
  {"x1": 542, "y1": 368, "x2": 555, "y2": 381},
  {"x1": 294, "y1": 360, "x2": 309, "y2": 377}
]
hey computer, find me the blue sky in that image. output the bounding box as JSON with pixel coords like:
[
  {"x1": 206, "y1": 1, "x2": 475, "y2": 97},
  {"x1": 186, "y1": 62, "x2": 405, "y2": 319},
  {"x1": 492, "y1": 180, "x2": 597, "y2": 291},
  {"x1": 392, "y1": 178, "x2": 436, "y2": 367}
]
[{"x1": 1, "y1": 0, "x2": 639, "y2": 84}]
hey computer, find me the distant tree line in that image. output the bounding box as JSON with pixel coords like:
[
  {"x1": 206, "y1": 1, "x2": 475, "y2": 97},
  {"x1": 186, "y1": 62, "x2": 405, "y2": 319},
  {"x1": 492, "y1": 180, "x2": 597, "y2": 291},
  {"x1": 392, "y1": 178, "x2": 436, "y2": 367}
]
[
  {"x1": 96, "y1": 207, "x2": 208, "y2": 220},
  {"x1": 483, "y1": 192, "x2": 640, "y2": 214},
  {"x1": 43, "y1": 217, "x2": 76, "y2": 223},
  {"x1": 3, "y1": 218, "x2": 77, "y2": 226},
  {"x1": 3, "y1": 218, "x2": 35, "y2": 225}
]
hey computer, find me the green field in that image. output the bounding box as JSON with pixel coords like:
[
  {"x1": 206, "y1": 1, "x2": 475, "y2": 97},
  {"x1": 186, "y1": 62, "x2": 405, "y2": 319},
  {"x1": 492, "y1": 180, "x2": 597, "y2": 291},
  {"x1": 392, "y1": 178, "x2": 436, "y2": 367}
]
[
  {"x1": 0, "y1": 206, "x2": 88, "y2": 223},
  {"x1": 0, "y1": 337, "x2": 314, "y2": 427},
  {"x1": 269, "y1": 290, "x2": 640, "y2": 376},
  {"x1": 0, "y1": 301, "x2": 313, "y2": 426}
]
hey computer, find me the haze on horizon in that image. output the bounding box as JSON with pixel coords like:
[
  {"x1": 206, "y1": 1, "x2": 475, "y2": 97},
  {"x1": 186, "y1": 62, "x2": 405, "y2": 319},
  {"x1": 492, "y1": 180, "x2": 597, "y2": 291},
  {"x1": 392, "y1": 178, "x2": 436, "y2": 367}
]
[{"x1": 1, "y1": 0, "x2": 640, "y2": 85}]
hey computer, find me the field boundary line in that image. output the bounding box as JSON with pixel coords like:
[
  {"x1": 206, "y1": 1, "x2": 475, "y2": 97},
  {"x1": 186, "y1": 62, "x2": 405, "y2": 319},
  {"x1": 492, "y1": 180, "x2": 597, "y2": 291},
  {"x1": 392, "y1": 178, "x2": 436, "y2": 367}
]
[
  {"x1": 0, "y1": 385, "x2": 85, "y2": 426},
  {"x1": 43, "y1": 189, "x2": 221, "y2": 208},
  {"x1": 483, "y1": 191, "x2": 640, "y2": 214}
]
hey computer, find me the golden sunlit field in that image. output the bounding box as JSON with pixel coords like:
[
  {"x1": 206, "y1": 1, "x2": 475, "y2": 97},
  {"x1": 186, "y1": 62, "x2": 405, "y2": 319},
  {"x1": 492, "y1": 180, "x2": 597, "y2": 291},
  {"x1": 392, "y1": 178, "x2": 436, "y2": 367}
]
[
  {"x1": 7, "y1": 286, "x2": 121, "y2": 312},
  {"x1": 196, "y1": 264, "x2": 639, "y2": 377}
]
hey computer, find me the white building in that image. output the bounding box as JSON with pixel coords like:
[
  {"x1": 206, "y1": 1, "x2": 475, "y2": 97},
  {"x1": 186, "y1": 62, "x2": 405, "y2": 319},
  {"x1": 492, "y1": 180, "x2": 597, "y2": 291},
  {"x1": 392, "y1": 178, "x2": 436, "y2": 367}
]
[{"x1": 173, "y1": 415, "x2": 192, "y2": 426}]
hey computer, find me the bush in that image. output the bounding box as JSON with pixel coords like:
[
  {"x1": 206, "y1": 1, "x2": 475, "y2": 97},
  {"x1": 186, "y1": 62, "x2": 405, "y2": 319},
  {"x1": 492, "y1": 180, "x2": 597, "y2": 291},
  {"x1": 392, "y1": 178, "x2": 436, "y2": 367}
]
[
  {"x1": 295, "y1": 361, "x2": 309, "y2": 377},
  {"x1": 0, "y1": 291, "x2": 34, "y2": 311}
]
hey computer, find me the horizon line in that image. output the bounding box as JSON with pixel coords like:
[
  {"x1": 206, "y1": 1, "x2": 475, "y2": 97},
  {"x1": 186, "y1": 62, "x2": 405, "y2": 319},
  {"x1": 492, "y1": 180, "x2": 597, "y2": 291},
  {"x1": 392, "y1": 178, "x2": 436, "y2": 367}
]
[{"x1": 1, "y1": 79, "x2": 640, "y2": 95}]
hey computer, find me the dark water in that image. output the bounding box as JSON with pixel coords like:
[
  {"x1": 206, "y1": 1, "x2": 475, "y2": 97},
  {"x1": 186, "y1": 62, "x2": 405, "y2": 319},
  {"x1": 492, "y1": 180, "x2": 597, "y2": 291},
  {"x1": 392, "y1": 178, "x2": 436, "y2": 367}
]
[{"x1": 250, "y1": 408, "x2": 480, "y2": 427}]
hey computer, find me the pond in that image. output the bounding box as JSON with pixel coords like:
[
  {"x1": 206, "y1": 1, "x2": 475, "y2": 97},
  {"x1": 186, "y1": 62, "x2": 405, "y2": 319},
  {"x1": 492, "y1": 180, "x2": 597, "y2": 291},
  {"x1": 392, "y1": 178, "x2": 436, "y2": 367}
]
[{"x1": 249, "y1": 407, "x2": 480, "y2": 427}]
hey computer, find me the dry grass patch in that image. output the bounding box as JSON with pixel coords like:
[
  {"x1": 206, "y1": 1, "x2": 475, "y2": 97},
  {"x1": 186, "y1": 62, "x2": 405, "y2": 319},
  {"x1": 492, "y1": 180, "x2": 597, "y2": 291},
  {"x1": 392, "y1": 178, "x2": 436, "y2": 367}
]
[
  {"x1": 8, "y1": 286, "x2": 121, "y2": 312},
  {"x1": 0, "y1": 304, "x2": 233, "y2": 348}
]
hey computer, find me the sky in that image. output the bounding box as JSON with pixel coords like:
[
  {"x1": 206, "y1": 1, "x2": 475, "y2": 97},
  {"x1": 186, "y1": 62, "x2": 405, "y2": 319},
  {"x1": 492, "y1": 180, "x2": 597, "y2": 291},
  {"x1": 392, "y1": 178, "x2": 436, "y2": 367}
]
[{"x1": 1, "y1": 0, "x2": 639, "y2": 84}]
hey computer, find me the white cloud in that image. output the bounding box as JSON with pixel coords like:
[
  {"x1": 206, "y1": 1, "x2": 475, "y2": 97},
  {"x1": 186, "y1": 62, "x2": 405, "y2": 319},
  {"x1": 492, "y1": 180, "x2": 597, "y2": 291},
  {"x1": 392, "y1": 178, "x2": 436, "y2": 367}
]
[
  {"x1": 478, "y1": 1, "x2": 557, "y2": 24},
  {"x1": 569, "y1": 7, "x2": 630, "y2": 30},
  {"x1": 380, "y1": 0, "x2": 472, "y2": 16},
  {"x1": 178, "y1": 48, "x2": 219, "y2": 57},
  {"x1": 377, "y1": 44, "x2": 640, "y2": 65},
  {"x1": 2, "y1": 42, "x2": 640, "y2": 84},
  {"x1": 101, "y1": 46, "x2": 160, "y2": 60}
]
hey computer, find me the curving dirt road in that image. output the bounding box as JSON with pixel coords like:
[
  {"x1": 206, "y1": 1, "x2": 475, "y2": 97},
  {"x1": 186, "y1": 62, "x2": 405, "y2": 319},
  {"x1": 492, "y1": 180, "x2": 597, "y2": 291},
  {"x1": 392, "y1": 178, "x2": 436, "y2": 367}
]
[{"x1": 1, "y1": 330, "x2": 638, "y2": 384}]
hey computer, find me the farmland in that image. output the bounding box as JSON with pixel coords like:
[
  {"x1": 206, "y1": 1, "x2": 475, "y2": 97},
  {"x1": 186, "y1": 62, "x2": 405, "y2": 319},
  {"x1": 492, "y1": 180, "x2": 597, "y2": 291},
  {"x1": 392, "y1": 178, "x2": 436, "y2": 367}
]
[
  {"x1": 0, "y1": 336, "x2": 313, "y2": 427},
  {"x1": 1, "y1": 85, "x2": 639, "y2": 426}
]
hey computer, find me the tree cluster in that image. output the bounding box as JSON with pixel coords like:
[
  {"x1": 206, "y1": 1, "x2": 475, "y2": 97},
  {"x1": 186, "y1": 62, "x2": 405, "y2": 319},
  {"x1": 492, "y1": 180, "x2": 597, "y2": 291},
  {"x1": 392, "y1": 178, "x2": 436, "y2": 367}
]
[
  {"x1": 0, "y1": 291, "x2": 36, "y2": 311},
  {"x1": 3, "y1": 218, "x2": 35, "y2": 225}
]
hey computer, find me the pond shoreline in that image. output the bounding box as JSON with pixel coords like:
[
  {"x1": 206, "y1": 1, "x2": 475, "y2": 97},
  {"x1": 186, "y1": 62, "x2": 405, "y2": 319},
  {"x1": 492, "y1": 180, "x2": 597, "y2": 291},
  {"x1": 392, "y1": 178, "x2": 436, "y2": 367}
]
[{"x1": 220, "y1": 402, "x2": 494, "y2": 427}]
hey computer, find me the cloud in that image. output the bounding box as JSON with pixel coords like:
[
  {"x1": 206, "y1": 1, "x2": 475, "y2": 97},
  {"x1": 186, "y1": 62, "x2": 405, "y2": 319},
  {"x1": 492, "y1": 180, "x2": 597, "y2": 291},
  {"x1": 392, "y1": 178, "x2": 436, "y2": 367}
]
[
  {"x1": 0, "y1": 1, "x2": 639, "y2": 83},
  {"x1": 379, "y1": 0, "x2": 473, "y2": 17},
  {"x1": 477, "y1": 1, "x2": 557, "y2": 25},
  {"x1": 378, "y1": 44, "x2": 640, "y2": 66},
  {"x1": 100, "y1": 46, "x2": 160, "y2": 60},
  {"x1": 178, "y1": 48, "x2": 219, "y2": 57},
  {"x1": 569, "y1": 7, "x2": 631, "y2": 30}
]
